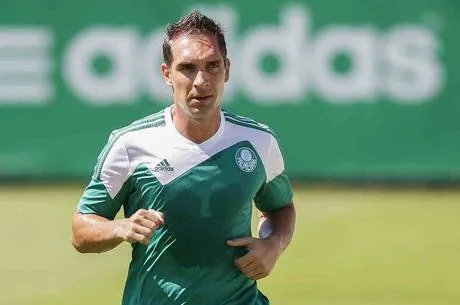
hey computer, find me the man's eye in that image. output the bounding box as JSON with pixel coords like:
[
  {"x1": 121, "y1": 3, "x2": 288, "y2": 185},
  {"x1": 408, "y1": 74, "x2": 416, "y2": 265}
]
[
  {"x1": 208, "y1": 62, "x2": 219, "y2": 69},
  {"x1": 179, "y1": 65, "x2": 195, "y2": 71}
]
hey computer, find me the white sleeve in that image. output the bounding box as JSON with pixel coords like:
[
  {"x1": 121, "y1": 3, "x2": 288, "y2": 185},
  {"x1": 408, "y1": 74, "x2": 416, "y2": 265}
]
[
  {"x1": 78, "y1": 133, "x2": 131, "y2": 219},
  {"x1": 94, "y1": 134, "x2": 130, "y2": 199},
  {"x1": 265, "y1": 135, "x2": 286, "y2": 183}
]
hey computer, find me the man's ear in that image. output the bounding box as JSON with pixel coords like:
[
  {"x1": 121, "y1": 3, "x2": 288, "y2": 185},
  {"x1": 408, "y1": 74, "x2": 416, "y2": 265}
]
[
  {"x1": 224, "y1": 58, "x2": 230, "y2": 82},
  {"x1": 161, "y1": 63, "x2": 172, "y2": 86}
]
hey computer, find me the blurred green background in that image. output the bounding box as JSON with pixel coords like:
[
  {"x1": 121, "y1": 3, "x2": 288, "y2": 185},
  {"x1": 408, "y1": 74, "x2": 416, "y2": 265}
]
[
  {"x1": 1, "y1": 184, "x2": 459, "y2": 305},
  {"x1": 2, "y1": 0, "x2": 460, "y2": 181}
]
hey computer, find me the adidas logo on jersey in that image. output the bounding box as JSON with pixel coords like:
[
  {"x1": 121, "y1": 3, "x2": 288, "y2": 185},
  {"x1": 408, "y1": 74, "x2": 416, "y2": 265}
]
[{"x1": 153, "y1": 159, "x2": 174, "y2": 172}]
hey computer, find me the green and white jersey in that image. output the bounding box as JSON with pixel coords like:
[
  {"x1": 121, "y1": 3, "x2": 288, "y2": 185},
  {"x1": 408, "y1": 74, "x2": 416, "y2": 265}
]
[{"x1": 78, "y1": 106, "x2": 293, "y2": 305}]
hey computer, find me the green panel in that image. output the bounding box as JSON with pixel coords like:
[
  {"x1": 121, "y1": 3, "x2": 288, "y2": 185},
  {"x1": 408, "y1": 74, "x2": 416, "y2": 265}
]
[{"x1": 0, "y1": 0, "x2": 459, "y2": 181}]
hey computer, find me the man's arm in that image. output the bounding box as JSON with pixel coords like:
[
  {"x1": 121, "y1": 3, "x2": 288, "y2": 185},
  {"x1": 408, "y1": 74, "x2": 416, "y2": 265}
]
[
  {"x1": 258, "y1": 202, "x2": 295, "y2": 250},
  {"x1": 227, "y1": 202, "x2": 296, "y2": 280},
  {"x1": 72, "y1": 213, "x2": 124, "y2": 253},
  {"x1": 72, "y1": 133, "x2": 165, "y2": 253},
  {"x1": 72, "y1": 209, "x2": 164, "y2": 253}
]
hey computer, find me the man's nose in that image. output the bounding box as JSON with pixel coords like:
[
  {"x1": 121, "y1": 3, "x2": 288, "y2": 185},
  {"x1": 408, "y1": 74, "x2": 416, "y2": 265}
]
[{"x1": 193, "y1": 70, "x2": 210, "y2": 88}]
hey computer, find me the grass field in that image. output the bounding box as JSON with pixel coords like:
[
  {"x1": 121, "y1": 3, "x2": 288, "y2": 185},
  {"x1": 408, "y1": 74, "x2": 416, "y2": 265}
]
[{"x1": 1, "y1": 184, "x2": 460, "y2": 305}]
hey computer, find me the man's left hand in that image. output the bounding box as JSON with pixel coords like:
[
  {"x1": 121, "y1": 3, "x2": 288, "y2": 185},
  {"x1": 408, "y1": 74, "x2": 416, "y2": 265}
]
[{"x1": 226, "y1": 237, "x2": 281, "y2": 280}]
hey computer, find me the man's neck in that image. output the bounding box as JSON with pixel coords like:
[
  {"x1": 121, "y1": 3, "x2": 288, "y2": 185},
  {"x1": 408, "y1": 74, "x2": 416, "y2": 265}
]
[{"x1": 171, "y1": 106, "x2": 221, "y2": 144}]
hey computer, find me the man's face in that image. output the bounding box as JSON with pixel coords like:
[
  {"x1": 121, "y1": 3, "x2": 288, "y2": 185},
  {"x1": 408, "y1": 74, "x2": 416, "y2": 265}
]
[{"x1": 161, "y1": 32, "x2": 230, "y2": 120}]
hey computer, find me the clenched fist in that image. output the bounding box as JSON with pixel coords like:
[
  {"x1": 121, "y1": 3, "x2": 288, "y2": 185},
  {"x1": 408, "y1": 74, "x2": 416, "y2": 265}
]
[{"x1": 114, "y1": 209, "x2": 164, "y2": 245}]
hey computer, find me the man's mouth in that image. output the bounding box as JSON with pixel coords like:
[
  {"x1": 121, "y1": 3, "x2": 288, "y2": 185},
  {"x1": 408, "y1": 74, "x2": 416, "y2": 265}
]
[
  {"x1": 190, "y1": 95, "x2": 213, "y2": 105},
  {"x1": 192, "y1": 95, "x2": 212, "y2": 100}
]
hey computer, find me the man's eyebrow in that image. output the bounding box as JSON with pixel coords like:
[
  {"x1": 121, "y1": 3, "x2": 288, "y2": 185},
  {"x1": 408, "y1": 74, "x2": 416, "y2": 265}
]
[
  {"x1": 176, "y1": 62, "x2": 195, "y2": 68},
  {"x1": 207, "y1": 59, "x2": 221, "y2": 65}
]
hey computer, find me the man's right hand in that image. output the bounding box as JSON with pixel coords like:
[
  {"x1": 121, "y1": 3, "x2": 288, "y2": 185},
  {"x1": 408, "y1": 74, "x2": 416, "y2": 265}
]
[{"x1": 114, "y1": 209, "x2": 164, "y2": 245}]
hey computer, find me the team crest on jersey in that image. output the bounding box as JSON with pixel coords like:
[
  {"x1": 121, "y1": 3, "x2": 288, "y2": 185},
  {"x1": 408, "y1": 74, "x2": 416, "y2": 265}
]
[{"x1": 235, "y1": 147, "x2": 257, "y2": 173}]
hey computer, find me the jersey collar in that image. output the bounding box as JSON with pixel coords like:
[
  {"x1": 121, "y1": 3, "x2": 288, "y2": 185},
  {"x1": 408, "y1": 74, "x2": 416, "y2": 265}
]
[{"x1": 164, "y1": 105, "x2": 226, "y2": 151}]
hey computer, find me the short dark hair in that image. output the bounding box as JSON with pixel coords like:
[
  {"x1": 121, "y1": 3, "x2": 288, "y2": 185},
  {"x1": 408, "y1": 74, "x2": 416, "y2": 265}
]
[{"x1": 162, "y1": 10, "x2": 227, "y2": 66}]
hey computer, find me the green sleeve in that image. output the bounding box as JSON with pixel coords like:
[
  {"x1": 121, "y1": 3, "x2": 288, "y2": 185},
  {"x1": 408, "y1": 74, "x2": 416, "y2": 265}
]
[
  {"x1": 254, "y1": 171, "x2": 293, "y2": 212},
  {"x1": 78, "y1": 178, "x2": 130, "y2": 220}
]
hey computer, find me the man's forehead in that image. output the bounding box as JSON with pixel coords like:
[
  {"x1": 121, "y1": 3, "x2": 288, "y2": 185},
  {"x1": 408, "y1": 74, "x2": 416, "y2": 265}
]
[{"x1": 170, "y1": 33, "x2": 222, "y2": 61}]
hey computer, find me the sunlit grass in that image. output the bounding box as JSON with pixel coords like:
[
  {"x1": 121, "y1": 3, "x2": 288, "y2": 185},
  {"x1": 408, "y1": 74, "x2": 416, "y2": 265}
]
[{"x1": 1, "y1": 185, "x2": 459, "y2": 305}]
